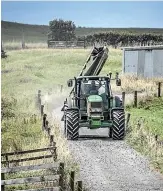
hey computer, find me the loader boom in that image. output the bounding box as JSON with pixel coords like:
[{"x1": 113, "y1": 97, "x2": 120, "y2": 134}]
[{"x1": 79, "y1": 46, "x2": 109, "y2": 76}]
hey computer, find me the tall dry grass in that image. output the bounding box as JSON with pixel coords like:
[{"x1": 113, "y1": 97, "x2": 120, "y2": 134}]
[{"x1": 2, "y1": 41, "x2": 48, "y2": 50}]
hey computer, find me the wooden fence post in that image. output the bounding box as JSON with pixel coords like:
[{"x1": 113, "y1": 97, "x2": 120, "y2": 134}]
[
  {"x1": 126, "y1": 113, "x2": 131, "y2": 130},
  {"x1": 45, "y1": 120, "x2": 49, "y2": 131},
  {"x1": 77, "y1": 181, "x2": 83, "y2": 191},
  {"x1": 1, "y1": 173, "x2": 5, "y2": 191},
  {"x1": 59, "y1": 163, "x2": 64, "y2": 191},
  {"x1": 33, "y1": 114, "x2": 37, "y2": 123},
  {"x1": 134, "y1": 91, "x2": 137, "y2": 108},
  {"x1": 50, "y1": 135, "x2": 54, "y2": 146},
  {"x1": 38, "y1": 90, "x2": 41, "y2": 108},
  {"x1": 84, "y1": 37, "x2": 86, "y2": 49},
  {"x1": 70, "y1": 171, "x2": 75, "y2": 191},
  {"x1": 47, "y1": 127, "x2": 51, "y2": 136},
  {"x1": 41, "y1": 105, "x2": 44, "y2": 116},
  {"x1": 158, "y1": 82, "x2": 161, "y2": 97},
  {"x1": 122, "y1": 92, "x2": 125, "y2": 107},
  {"x1": 22, "y1": 41, "x2": 25, "y2": 49},
  {"x1": 42, "y1": 114, "x2": 47, "y2": 130},
  {"x1": 23, "y1": 118, "x2": 26, "y2": 124}
]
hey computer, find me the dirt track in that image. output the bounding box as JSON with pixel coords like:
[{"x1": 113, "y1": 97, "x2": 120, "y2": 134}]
[{"x1": 53, "y1": 106, "x2": 163, "y2": 191}]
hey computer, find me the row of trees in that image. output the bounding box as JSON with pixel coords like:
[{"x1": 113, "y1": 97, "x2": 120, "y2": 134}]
[
  {"x1": 48, "y1": 19, "x2": 163, "y2": 47},
  {"x1": 83, "y1": 32, "x2": 163, "y2": 47}
]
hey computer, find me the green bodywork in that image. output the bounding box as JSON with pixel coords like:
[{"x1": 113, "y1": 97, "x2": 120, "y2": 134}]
[
  {"x1": 87, "y1": 95, "x2": 102, "y2": 102},
  {"x1": 86, "y1": 95, "x2": 112, "y2": 129}
]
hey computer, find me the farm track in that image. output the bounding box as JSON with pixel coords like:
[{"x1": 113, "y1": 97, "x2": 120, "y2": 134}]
[{"x1": 52, "y1": 95, "x2": 163, "y2": 191}]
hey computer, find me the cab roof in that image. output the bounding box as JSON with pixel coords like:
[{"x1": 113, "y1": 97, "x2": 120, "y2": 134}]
[{"x1": 76, "y1": 76, "x2": 110, "y2": 80}]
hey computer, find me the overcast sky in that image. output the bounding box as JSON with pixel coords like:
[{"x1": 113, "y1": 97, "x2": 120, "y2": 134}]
[{"x1": 1, "y1": 1, "x2": 163, "y2": 28}]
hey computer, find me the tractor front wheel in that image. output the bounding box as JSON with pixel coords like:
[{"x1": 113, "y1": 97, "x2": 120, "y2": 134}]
[
  {"x1": 112, "y1": 110, "x2": 125, "y2": 140},
  {"x1": 66, "y1": 109, "x2": 79, "y2": 140}
]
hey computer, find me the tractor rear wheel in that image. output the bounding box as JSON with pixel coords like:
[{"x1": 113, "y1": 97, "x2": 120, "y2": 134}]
[
  {"x1": 112, "y1": 110, "x2": 125, "y2": 140},
  {"x1": 66, "y1": 110, "x2": 79, "y2": 140}
]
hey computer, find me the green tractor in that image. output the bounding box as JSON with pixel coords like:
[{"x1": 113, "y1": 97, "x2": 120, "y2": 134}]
[{"x1": 62, "y1": 46, "x2": 125, "y2": 140}]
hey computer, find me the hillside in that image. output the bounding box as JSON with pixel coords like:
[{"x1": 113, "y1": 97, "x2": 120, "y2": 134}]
[{"x1": 1, "y1": 20, "x2": 163, "y2": 42}]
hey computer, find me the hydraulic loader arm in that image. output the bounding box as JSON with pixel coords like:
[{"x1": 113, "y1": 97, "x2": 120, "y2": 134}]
[{"x1": 79, "y1": 46, "x2": 109, "y2": 76}]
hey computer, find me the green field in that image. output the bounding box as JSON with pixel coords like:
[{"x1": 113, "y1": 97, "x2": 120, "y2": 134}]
[
  {"x1": 2, "y1": 20, "x2": 163, "y2": 42},
  {"x1": 1, "y1": 48, "x2": 163, "y2": 173}
]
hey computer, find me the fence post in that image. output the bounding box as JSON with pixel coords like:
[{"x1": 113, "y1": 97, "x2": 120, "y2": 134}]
[
  {"x1": 1, "y1": 173, "x2": 5, "y2": 191},
  {"x1": 59, "y1": 163, "x2": 64, "y2": 191},
  {"x1": 50, "y1": 135, "x2": 54, "y2": 146},
  {"x1": 23, "y1": 118, "x2": 26, "y2": 124},
  {"x1": 126, "y1": 113, "x2": 131, "y2": 130},
  {"x1": 70, "y1": 171, "x2": 75, "y2": 191},
  {"x1": 134, "y1": 91, "x2": 137, "y2": 108},
  {"x1": 84, "y1": 36, "x2": 86, "y2": 49},
  {"x1": 42, "y1": 114, "x2": 47, "y2": 130},
  {"x1": 122, "y1": 92, "x2": 125, "y2": 107},
  {"x1": 158, "y1": 82, "x2": 161, "y2": 97},
  {"x1": 41, "y1": 105, "x2": 44, "y2": 116},
  {"x1": 38, "y1": 90, "x2": 41, "y2": 108},
  {"x1": 45, "y1": 120, "x2": 49, "y2": 131},
  {"x1": 33, "y1": 114, "x2": 37, "y2": 123},
  {"x1": 47, "y1": 127, "x2": 51, "y2": 136},
  {"x1": 22, "y1": 41, "x2": 25, "y2": 49},
  {"x1": 77, "y1": 181, "x2": 83, "y2": 191}
]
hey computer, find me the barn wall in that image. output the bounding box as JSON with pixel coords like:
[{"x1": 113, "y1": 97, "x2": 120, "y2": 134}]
[
  {"x1": 137, "y1": 50, "x2": 145, "y2": 77},
  {"x1": 144, "y1": 50, "x2": 153, "y2": 78},
  {"x1": 123, "y1": 47, "x2": 163, "y2": 78},
  {"x1": 153, "y1": 50, "x2": 163, "y2": 78},
  {"x1": 124, "y1": 51, "x2": 138, "y2": 74}
]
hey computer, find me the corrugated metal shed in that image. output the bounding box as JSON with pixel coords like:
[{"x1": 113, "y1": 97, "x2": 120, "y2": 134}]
[{"x1": 122, "y1": 45, "x2": 163, "y2": 78}]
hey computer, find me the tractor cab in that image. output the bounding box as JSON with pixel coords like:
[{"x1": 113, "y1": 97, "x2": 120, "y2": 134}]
[{"x1": 78, "y1": 76, "x2": 111, "y2": 111}]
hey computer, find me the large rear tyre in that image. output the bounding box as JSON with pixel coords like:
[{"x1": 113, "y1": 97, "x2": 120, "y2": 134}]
[
  {"x1": 112, "y1": 110, "x2": 125, "y2": 140},
  {"x1": 66, "y1": 110, "x2": 79, "y2": 140}
]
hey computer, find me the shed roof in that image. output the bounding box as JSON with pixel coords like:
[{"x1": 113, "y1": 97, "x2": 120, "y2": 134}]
[{"x1": 121, "y1": 45, "x2": 163, "y2": 51}]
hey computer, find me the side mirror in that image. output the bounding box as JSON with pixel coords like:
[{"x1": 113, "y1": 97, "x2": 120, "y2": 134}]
[
  {"x1": 116, "y1": 79, "x2": 121, "y2": 86},
  {"x1": 67, "y1": 79, "x2": 73, "y2": 87}
]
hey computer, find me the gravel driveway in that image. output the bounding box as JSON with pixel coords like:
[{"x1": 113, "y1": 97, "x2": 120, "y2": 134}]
[{"x1": 53, "y1": 106, "x2": 163, "y2": 191}]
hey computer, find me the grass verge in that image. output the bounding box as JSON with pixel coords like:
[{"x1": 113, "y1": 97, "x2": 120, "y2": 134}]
[{"x1": 126, "y1": 97, "x2": 163, "y2": 173}]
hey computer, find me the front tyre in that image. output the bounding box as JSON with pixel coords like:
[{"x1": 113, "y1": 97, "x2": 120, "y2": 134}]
[
  {"x1": 66, "y1": 109, "x2": 79, "y2": 140},
  {"x1": 112, "y1": 110, "x2": 125, "y2": 140}
]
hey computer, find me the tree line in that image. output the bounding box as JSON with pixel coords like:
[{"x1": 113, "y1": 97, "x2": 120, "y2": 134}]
[
  {"x1": 81, "y1": 32, "x2": 163, "y2": 47},
  {"x1": 48, "y1": 19, "x2": 163, "y2": 47}
]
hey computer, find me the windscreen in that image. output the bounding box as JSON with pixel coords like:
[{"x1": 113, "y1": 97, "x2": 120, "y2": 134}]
[{"x1": 80, "y1": 80, "x2": 108, "y2": 96}]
